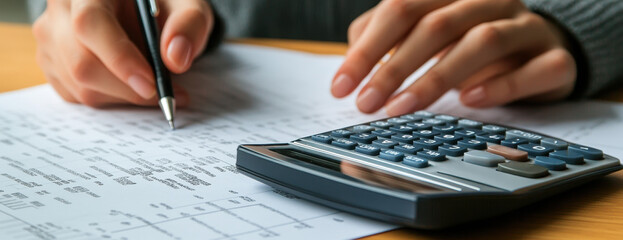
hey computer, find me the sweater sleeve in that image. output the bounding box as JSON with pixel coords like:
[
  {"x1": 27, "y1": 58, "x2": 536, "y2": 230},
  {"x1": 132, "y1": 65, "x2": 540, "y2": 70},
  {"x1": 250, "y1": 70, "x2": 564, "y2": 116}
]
[{"x1": 521, "y1": 0, "x2": 623, "y2": 98}]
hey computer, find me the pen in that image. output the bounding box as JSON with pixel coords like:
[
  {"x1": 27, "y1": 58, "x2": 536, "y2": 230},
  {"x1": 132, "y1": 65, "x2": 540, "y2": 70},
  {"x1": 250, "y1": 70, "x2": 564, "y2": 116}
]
[{"x1": 135, "y1": 0, "x2": 176, "y2": 130}]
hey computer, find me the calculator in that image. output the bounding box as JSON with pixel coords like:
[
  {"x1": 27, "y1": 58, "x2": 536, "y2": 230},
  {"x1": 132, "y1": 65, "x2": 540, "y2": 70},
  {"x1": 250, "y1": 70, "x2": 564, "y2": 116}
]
[{"x1": 236, "y1": 111, "x2": 622, "y2": 229}]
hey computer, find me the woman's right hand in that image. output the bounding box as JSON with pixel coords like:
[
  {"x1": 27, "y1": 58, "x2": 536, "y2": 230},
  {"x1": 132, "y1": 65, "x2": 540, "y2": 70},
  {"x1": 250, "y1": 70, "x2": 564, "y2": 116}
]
[{"x1": 33, "y1": 0, "x2": 214, "y2": 107}]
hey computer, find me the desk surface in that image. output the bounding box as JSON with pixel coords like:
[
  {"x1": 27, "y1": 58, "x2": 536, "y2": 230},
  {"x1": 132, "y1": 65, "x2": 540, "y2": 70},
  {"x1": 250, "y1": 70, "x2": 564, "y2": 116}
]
[{"x1": 1, "y1": 22, "x2": 622, "y2": 240}]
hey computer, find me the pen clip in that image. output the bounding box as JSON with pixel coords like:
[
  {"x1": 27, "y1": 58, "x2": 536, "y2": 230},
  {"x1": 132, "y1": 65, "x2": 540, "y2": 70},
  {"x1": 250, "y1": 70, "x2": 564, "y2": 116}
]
[{"x1": 149, "y1": 0, "x2": 160, "y2": 17}]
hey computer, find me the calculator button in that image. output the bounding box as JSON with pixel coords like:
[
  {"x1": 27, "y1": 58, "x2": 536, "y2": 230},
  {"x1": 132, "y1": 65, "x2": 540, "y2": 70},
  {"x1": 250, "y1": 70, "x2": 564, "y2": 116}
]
[
  {"x1": 389, "y1": 125, "x2": 415, "y2": 134},
  {"x1": 455, "y1": 129, "x2": 485, "y2": 139},
  {"x1": 432, "y1": 125, "x2": 462, "y2": 134},
  {"x1": 350, "y1": 133, "x2": 377, "y2": 144},
  {"x1": 434, "y1": 115, "x2": 458, "y2": 123},
  {"x1": 422, "y1": 118, "x2": 445, "y2": 126},
  {"x1": 497, "y1": 162, "x2": 549, "y2": 178},
  {"x1": 400, "y1": 114, "x2": 424, "y2": 122},
  {"x1": 438, "y1": 144, "x2": 467, "y2": 157},
  {"x1": 505, "y1": 129, "x2": 543, "y2": 143},
  {"x1": 331, "y1": 138, "x2": 357, "y2": 150},
  {"x1": 372, "y1": 139, "x2": 399, "y2": 149},
  {"x1": 487, "y1": 145, "x2": 528, "y2": 162},
  {"x1": 387, "y1": 118, "x2": 410, "y2": 125},
  {"x1": 434, "y1": 134, "x2": 462, "y2": 144},
  {"x1": 352, "y1": 125, "x2": 375, "y2": 133},
  {"x1": 370, "y1": 121, "x2": 392, "y2": 129},
  {"x1": 540, "y1": 138, "x2": 568, "y2": 150},
  {"x1": 413, "y1": 139, "x2": 443, "y2": 150},
  {"x1": 476, "y1": 134, "x2": 504, "y2": 144},
  {"x1": 371, "y1": 129, "x2": 395, "y2": 138},
  {"x1": 417, "y1": 150, "x2": 446, "y2": 161},
  {"x1": 568, "y1": 145, "x2": 603, "y2": 160},
  {"x1": 463, "y1": 150, "x2": 506, "y2": 167},
  {"x1": 534, "y1": 156, "x2": 567, "y2": 171},
  {"x1": 403, "y1": 155, "x2": 429, "y2": 168},
  {"x1": 482, "y1": 125, "x2": 507, "y2": 134},
  {"x1": 413, "y1": 111, "x2": 435, "y2": 118},
  {"x1": 406, "y1": 122, "x2": 432, "y2": 130},
  {"x1": 517, "y1": 144, "x2": 553, "y2": 157},
  {"x1": 457, "y1": 119, "x2": 483, "y2": 129},
  {"x1": 394, "y1": 144, "x2": 423, "y2": 154},
  {"x1": 391, "y1": 134, "x2": 416, "y2": 144},
  {"x1": 379, "y1": 149, "x2": 404, "y2": 162},
  {"x1": 549, "y1": 150, "x2": 585, "y2": 165},
  {"x1": 331, "y1": 129, "x2": 353, "y2": 138},
  {"x1": 413, "y1": 129, "x2": 439, "y2": 139},
  {"x1": 311, "y1": 134, "x2": 332, "y2": 144},
  {"x1": 355, "y1": 144, "x2": 381, "y2": 156},
  {"x1": 500, "y1": 138, "x2": 528, "y2": 148},
  {"x1": 457, "y1": 139, "x2": 487, "y2": 150}
]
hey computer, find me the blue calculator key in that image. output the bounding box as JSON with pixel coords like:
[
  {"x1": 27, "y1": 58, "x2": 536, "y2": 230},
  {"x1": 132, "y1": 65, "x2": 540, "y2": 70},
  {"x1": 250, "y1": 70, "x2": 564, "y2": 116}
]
[
  {"x1": 407, "y1": 122, "x2": 432, "y2": 130},
  {"x1": 394, "y1": 144, "x2": 423, "y2": 154},
  {"x1": 355, "y1": 144, "x2": 381, "y2": 156},
  {"x1": 455, "y1": 129, "x2": 486, "y2": 139},
  {"x1": 476, "y1": 134, "x2": 504, "y2": 144},
  {"x1": 387, "y1": 118, "x2": 410, "y2": 125},
  {"x1": 379, "y1": 149, "x2": 405, "y2": 162},
  {"x1": 505, "y1": 129, "x2": 543, "y2": 143},
  {"x1": 414, "y1": 139, "x2": 443, "y2": 150},
  {"x1": 457, "y1": 139, "x2": 487, "y2": 150},
  {"x1": 568, "y1": 145, "x2": 603, "y2": 160},
  {"x1": 352, "y1": 125, "x2": 375, "y2": 133},
  {"x1": 391, "y1": 134, "x2": 417, "y2": 144},
  {"x1": 371, "y1": 129, "x2": 395, "y2": 138},
  {"x1": 350, "y1": 133, "x2": 377, "y2": 144},
  {"x1": 501, "y1": 138, "x2": 528, "y2": 148},
  {"x1": 403, "y1": 155, "x2": 429, "y2": 168},
  {"x1": 413, "y1": 129, "x2": 439, "y2": 139},
  {"x1": 311, "y1": 134, "x2": 332, "y2": 143},
  {"x1": 432, "y1": 125, "x2": 462, "y2": 134},
  {"x1": 372, "y1": 139, "x2": 400, "y2": 149},
  {"x1": 438, "y1": 144, "x2": 467, "y2": 157},
  {"x1": 549, "y1": 150, "x2": 585, "y2": 164},
  {"x1": 413, "y1": 111, "x2": 435, "y2": 118},
  {"x1": 400, "y1": 114, "x2": 424, "y2": 121},
  {"x1": 534, "y1": 156, "x2": 567, "y2": 171},
  {"x1": 482, "y1": 125, "x2": 507, "y2": 134},
  {"x1": 457, "y1": 119, "x2": 483, "y2": 129},
  {"x1": 422, "y1": 118, "x2": 445, "y2": 126},
  {"x1": 370, "y1": 121, "x2": 392, "y2": 129},
  {"x1": 331, "y1": 129, "x2": 353, "y2": 138},
  {"x1": 417, "y1": 150, "x2": 446, "y2": 161},
  {"x1": 389, "y1": 125, "x2": 415, "y2": 134},
  {"x1": 331, "y1": 138, "x2": 357, "y2": 149},
  {"x1": 434, "y1": 114, "x2": 458, "y2": 123},
  {"x1": 434, "y1": 134, "x2": 462, "y2": 144},
  {"x1": 540, "y1": 138, "x2": 569, "y2": 150},
  {"x1": 517, "y1": 144, "x2": 553, "y2": 157}
]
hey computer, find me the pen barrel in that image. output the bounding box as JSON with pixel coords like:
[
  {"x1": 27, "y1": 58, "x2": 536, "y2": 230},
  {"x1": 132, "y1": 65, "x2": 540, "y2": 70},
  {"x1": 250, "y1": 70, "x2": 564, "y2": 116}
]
[{"x1": 135, "y1": 0, "x2": 173, "y2": 98}]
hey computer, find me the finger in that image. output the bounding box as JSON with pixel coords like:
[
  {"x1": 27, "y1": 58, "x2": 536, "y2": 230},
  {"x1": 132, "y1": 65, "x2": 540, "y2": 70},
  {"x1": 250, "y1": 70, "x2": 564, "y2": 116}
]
[
  {"x1": 347, "y1": 7, "x2": 375, "y2": 45},
  {"x1": 47, "y1": 75, "x2": 78, "y2": 103},
  {"x1": 160, "y1": 0, "x2": 213, "y2": 73},
  {"x1": 70, "y1": 0, "x2": 156, "y2": 99},
  {"x1": 386, "y1": 13, "x2": 553, "y2": 115},
  {"x1": 361, "y1": 0, "x2": 523, "y2": 114},
  {"x1": 460, "y1": 48, "x2": 575, "y2": 108},
  {"x1": 331, "y1": 0, "x2": 453, "y2": 98},
  {"x1": 456, "y1": 55, "x2": 526, "y2": 90}
]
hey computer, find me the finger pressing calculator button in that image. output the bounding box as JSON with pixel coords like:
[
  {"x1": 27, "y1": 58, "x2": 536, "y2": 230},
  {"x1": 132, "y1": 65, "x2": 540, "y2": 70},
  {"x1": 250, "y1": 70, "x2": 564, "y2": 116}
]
[
  {"x1": 331, "y1": 129, "x2": 353, "y2": 138},
  {"x1": 379, "y1": 149, "x2": 405, "y2": 162},
  {"x1": 331, "y1": 138, "x2": 357, "y2": 150},
  {"x1": 534, "y1": 156, "x2": 567, "y2": 171},
  {"x1": 371, "y1": 129, "x2": 395, "y2": 138},
  {"x1": 455, "y1": 129, "x2": 486, "y2": 139},
  {"x1": 438, "y1": 144, "x2": 467, "y2": 156},
  {"x1": 432, "y1": 125, "x2": 462, "y2": 134},
  {"x1": 549, "y1": 150, "x2": 585, "y2": 165},
  {"x1": 497, "y1": 162, "x2": 549, "y2": 178},
  {"x1": 482, "y1": 125, "x2": 507, "y2": 134},
  {"x1": 406, "y1": 122, "x2": 432, "y2": 130},
  {"x1": 370, "y1": 121, "x2": 392, "y2": 129},
  {"x1": 476, "y1": 134, "x2": 504, "y2": 144},
  {"x1": 391, "y1": 134, "x2": 416, "y2": 144},
  {"x1": 355, "y1": 144, "x2": 381, "y2": 156},
  {"x1": 352, "y1": 125, "x2": 375, "y2": 133},
  {"x1": 505, "y1": 129, "x2": 543, "y2": 143},
  {"x1": 350, "y1": 133, "x2": 377, "y2": 144},
  {"x1": 517, "y1": 144, "x2": 553, "y2": 157},
  {"x1": 403, "y1": 155, "x2": 429, "y2": 168},
  {"x1": 434, "y1": 134, "x2": 462, "y2": 144},
  {"x1": 417, "y1": 150, "x2": 446, "y2": 161},
  {"x1": 500, "y1": 138, "x2": 528, "y2": 148},
  {"x1": 389, "y1": 125, "x2": 415, "y2": 134},
  {"x1": 458, "y1": 119, "x2": 483, "y2": 129},
  {"x1": 372, "y1": 139, "x2": 399, "y2": 149},
  {"x1": 487, "y1": 145, "x2": 528, "y2": 162},
  {"x1": 311, "y1": 134, "x2": 332, "y2": 144},
  {"x1": 394, "y1": 144, "x2": 423, "y2": 154},
  {"x1": 457, "y1": 139, "x2": 487, "y2": 150},
  {"x1": 540, "y1": 138, "x2": 568, "y2": 150},
  {"x1": 568, "y1": 145, "x2": 603, "y2": 160},
  {"x1": 413, "y1": 139, "x2": 443, "y2": 150},
  {"x1": 463, "y1": 150, "x2": 506, "y2": 167},
  {"x1": 413, "y1": 129, "x2": 439, "y2": 139}
]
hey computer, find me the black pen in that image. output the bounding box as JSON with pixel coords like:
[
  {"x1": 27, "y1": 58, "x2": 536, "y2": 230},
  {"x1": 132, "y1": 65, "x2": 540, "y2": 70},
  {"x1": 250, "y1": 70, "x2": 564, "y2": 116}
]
[{"x1": 135, "y1": 0, "x2": 176, "y2": 130}]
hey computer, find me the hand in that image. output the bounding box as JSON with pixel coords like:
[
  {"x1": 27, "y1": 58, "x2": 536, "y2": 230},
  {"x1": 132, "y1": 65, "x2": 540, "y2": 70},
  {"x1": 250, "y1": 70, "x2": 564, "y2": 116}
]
[
  {"x1": 33, "y1": 0, "x2": 214, "y2": 107},
  {"x1": 331, "y1": 0, "x2": 576, "y2": 115}
]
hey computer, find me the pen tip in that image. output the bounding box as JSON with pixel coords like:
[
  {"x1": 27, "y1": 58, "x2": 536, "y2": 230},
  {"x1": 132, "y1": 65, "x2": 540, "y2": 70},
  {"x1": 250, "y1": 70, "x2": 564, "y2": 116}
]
[{"x1": 169, "y1": 120, "x2": 175, "y2": 130}]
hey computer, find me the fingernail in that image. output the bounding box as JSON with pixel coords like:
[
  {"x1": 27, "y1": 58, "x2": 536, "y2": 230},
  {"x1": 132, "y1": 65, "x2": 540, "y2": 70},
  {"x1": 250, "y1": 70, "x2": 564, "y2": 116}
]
[
  {"x1": 167, "y1": 36, "x2": 192, "y2": 69},
  {"x1": 128, "y1": 75, "x2": 156, "y2": 99},
  {"x1": 331, "y1": 74, "x2": 355, "y2": 97},
  {"x1": 463, "y1": 86, "x2": 486, "y2": 106},
  {"x1": 356, "y1": 87, "x2": 383, "y2": 113},
  {"x1": 386, "y1": 92, "x2": 418, "y2": 116}
]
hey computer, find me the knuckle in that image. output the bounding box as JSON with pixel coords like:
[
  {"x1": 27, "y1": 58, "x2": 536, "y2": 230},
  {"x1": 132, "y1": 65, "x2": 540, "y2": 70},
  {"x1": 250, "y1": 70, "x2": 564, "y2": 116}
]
[
  {"x1": 71, "y1": 5, "x2": 101, "y2": 37},
  {"x1": 503, "y1": 75, "x2": 520, "y2": 97},
  {"x1": 348, "y1": 17, "x2": 366, "y2": 42},
  {"x1": 420, "y1": 12, "x2": 452, "y2": 37},
  {"x1": 424, "y1": 69, "x2": 449, "y2": 95},
  {"x1": 68, "y1": 55, "x2": 94, "y2": 85},
  {"x1": 348, "y1": 49, "x2": 375, "y2": 67},
  {"x1": 378, "y1": 64, "x2": 406, "y2": 87},
  {"x1": 383, "y1": 0, "x2": 412, "y2": 19},
  {"x1": 32, "y1": 15, "x2": 48, "y2": 42},
  {"x1": 547, "y1": 49, "x2": 576, "y2": 80},
  {"x1": 471, "y1": 23, "x2": 504, "y2": 51}
]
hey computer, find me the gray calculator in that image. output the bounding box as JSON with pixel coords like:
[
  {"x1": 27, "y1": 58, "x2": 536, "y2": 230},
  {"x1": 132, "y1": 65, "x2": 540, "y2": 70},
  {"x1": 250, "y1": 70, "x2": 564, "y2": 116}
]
[{"x1": 236, "y1": 111, "x2": 622, "y2": 229}]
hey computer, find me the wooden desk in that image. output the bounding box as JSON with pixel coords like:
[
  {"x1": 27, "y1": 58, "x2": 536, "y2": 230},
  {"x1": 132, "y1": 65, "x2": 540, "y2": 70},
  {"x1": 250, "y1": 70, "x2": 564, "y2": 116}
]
[{"x1": 1, "y1": 22, "x2": 622, "y2": 240}]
